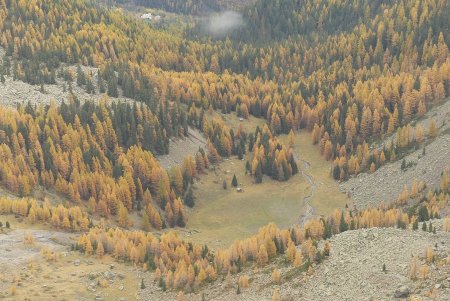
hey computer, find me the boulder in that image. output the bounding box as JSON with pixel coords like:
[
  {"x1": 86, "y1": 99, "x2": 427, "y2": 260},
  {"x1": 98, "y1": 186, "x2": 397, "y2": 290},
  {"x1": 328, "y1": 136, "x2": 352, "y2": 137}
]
[{"x1": 394, "y1": 286, "x2": 410, "y2": 298}]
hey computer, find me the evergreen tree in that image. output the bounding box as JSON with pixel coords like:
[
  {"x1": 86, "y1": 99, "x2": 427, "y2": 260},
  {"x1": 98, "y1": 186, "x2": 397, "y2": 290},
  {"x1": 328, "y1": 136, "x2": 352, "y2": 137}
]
[
  {"x1": 145, "y1": 252, "x2": 156, "y2": 270},
  {"x1": 177, "y1": 213, "x2": 186, "y2": 227},
  {"x1": 322, "y1": 220, "x2": 332, "y2": 239},
  {"x1": 159, "y1": 278, "x2": 166, "y2": 291},
  {"x1": 422, "y1": 222, "x2": 427, "y2": 231},
  {"x1": 86, "y1": 77, "x2": 95, "y2": 94},
  {"x1": 77, "y1": 65, "x2": 86, "y2": 86},
  {"x1": 401, "y1": 159, "x2": 406, "y2": 171},
  {"x1": 255, "y1": 164, "x2": 263, "y2": 183},
  {"x1": 107, "y1": 76, "x2": 119, "y2": 97},
  {"x1": 245, "y1": 161, "x2": 251, "y2": 174},
  {"x1": 238, "y1": 147, "x2": 243, "y2": 160},
  {"x1": 201, "y1": 245, "x2": 209, "y2": 258},
  {"x1": 333, "y1": 165, "x2": 340, "y2": 180},
  {"x1": 397, "y1": 219, "x2": 406, "y2": 229},
  {"x1": 418, "y1": 206, "x2": 429, "y2": 222},
  {"x1": 339, "y1": 212, "x2": 348, "y2": 233},
  {"x1": 184, "y1": 186, "x2": 195, "y2": 208},
  {"x1": 412, "y1": 219, "x2": 418, "y2": 230},
  {"x1": 98, "y1": 75, "x2": 105, "y2": 93},
  {"x1": 231, "y1": 174, "x2": 238, "y2": 187}
]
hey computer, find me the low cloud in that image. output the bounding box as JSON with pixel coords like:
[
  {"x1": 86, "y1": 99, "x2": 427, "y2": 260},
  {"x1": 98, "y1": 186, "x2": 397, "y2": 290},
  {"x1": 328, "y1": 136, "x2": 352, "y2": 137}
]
[{"x1": 205, "y1": 11, "x2": 244, "y2": 37}]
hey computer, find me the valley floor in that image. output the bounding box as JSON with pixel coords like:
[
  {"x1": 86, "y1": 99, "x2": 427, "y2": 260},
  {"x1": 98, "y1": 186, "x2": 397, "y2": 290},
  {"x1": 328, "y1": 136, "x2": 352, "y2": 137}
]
[{"x1": 179, "y1": 131, "x2": 349, "y2": 248}]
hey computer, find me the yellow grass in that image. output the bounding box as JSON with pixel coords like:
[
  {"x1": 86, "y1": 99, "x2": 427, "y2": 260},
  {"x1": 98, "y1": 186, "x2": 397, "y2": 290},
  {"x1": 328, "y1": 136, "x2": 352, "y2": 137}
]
[{"x1": 4, "y1": 253, "x2": 139, "y2": 300}]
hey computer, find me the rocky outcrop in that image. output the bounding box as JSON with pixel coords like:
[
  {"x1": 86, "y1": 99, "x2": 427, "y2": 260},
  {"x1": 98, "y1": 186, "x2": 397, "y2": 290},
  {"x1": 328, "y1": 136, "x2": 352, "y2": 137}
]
[{"x1": 139, "y1": 224, "x2": 450, "y2": 301}]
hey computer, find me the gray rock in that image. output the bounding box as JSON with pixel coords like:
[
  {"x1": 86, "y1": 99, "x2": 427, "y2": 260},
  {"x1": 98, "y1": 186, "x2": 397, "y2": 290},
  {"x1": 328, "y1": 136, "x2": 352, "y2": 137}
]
[
  {"x1": 394, "y1": 286, "x2": 410, "y2": 298},
  {"x1": 87, "y1": 286, "x2": 96, "y2": 293},
  {"x1": 104, "y1": 271, "x2": 115, "y2": 280}
]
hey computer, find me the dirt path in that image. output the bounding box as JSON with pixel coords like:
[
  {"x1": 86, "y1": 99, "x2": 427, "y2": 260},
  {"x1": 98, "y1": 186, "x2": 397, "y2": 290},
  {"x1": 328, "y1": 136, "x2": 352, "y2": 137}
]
[{"x1": 299, "y1": 159, "x2": 317, "y2": 225}]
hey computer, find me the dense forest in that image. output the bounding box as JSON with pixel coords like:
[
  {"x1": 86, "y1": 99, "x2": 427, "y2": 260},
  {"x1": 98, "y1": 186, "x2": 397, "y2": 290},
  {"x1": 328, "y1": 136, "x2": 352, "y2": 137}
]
[
  {"x1": 0, "y1": 100, "x2": 204, "y2": 228},
  {"x1": 0, "y1": 0, "x2": 449, "y2": 297},
  {"x1": 0, "y1": 98, "x2": 298, "y2": 227},
  {"x1": 0, "y1": 0, "x2": 448, "y2": 228},
  {"x1": 0, "y1": 0, "x2": 447, "y2": 227},
  {"x1": 105, "y1": 0, "x2": 253, "y2": 15},
  {"x1": 115, "y1": 0, "x2": 223, "y2": 15}
]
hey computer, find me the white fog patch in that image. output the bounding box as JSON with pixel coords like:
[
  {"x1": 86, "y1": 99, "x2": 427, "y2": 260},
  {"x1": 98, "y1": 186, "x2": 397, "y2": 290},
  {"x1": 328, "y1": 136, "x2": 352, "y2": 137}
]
[{"x1": 206, "y1": 11, "x2": 244, "y2": 37}]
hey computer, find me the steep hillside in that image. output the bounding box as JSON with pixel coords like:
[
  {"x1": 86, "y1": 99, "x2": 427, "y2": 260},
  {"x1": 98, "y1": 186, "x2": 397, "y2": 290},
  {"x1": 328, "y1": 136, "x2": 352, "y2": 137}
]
[
  {"x1": 137, "y1": 223, "x2": 450, "y2": 300},
  {"x1": 0, "y1": 0, "x2": 448, "y2": 300},
  {"x1": 341, "y1": 97, "x2": 450, "y2": 209}
]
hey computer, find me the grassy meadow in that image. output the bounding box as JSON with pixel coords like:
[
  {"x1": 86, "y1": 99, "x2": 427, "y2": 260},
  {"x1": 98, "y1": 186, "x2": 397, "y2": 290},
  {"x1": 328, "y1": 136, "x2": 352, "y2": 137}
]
[{"x1": 180, "y1": 117, "x2": 350, "y2": 248}]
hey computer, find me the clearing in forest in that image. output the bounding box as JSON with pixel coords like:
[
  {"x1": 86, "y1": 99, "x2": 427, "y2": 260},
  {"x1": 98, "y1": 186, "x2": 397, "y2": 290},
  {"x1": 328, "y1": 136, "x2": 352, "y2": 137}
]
[{"x1": 181, "y1": 130, "x2": 349, "y2": 248}]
